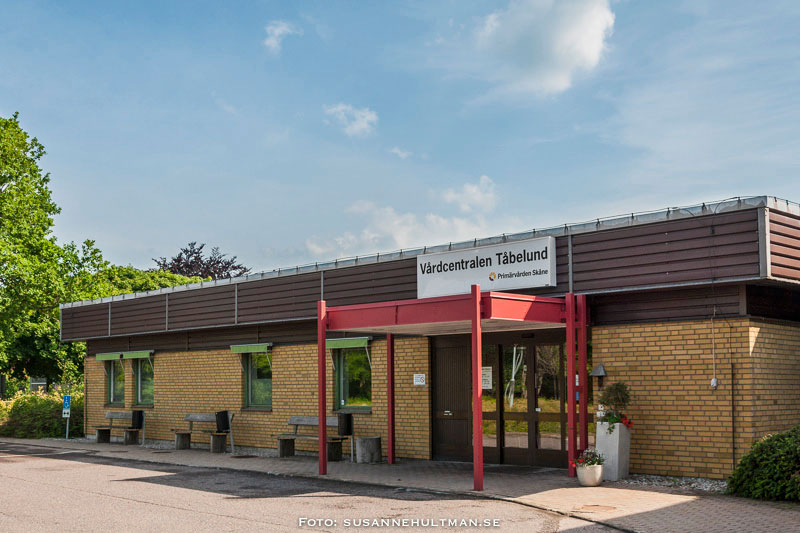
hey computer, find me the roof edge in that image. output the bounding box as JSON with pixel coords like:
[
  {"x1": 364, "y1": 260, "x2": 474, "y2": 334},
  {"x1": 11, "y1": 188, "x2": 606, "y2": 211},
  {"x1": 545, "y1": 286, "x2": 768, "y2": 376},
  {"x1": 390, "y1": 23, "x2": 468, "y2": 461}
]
[{"x1": 60, "y1": 195, "x2": 793, "y2": 309}]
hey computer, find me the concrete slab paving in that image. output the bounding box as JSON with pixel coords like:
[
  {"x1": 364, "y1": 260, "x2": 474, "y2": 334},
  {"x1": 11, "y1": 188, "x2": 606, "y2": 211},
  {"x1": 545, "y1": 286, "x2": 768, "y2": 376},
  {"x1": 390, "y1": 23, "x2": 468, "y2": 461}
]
[{"x1": 3, "y1": 437, "x2": 799, "y2": 532}]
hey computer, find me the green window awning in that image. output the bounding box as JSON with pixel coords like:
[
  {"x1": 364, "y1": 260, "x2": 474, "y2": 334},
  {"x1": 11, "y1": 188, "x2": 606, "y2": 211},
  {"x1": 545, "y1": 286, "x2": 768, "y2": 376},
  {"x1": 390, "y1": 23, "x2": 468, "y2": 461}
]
[
  {"x1": 325, "y1": 337, "x2": 370, "y2": 350},
  {"x1": 96, "y1": 350, "x2": 153, "y2": 361},
  {"x1": 230, "y1": 343, "x2": 272, "y2": 354}
]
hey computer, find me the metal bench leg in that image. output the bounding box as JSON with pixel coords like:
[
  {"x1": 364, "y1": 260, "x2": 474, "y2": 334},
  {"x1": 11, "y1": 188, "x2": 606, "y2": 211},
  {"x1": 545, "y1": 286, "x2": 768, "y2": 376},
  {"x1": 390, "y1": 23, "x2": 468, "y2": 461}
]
[
  {"x1": 278, "y1": 439, "x2": 295, "y2": 457},
  {"x1": 96, "y1": 428, "x2": 111, "y2": 444}
]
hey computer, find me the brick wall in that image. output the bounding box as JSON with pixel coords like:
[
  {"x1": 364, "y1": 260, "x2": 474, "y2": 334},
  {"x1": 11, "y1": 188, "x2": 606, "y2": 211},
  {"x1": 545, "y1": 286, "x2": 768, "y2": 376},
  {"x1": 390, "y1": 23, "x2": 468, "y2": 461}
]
[
  {"x1": 84, "y1": 337, "x2": 431, "y2": 459},
  {"x1": 592, "y1": 318, "x2": 800, "y2": 479},
  {"x1": 748, "y1": 320, "x2": 800, "y2": 439}
]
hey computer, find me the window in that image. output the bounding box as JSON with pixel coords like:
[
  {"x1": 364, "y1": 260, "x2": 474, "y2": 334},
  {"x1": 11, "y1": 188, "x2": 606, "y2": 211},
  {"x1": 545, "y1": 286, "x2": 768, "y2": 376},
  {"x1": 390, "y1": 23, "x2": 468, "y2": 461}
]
[
  {"x1": 108, "y1": 360, "x2": 124, "y2": 405},
  {"x1": 246, "y1": 352, "x2": 272, "y2": 408},
  {"x1": 335, "y1": 348, "x2": 372, "y2": 409},
  {"x1": 135, "y1": 358, "x2": 154, "y2": 405}
]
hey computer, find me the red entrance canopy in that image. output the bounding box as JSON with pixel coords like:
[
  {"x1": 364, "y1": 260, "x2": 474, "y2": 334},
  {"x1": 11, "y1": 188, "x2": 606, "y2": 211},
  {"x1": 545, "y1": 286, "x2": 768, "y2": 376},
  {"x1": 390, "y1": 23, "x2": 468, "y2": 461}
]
[{"x1": 316, "y1": 285, "x2": 589, "y2": 490}]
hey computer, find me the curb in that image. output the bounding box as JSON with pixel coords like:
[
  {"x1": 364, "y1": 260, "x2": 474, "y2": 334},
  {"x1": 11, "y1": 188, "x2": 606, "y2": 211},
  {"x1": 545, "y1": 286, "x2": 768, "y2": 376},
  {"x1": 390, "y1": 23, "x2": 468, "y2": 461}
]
[{"x1": 2, "y1": 438, "x2": 631, "y2": 532}]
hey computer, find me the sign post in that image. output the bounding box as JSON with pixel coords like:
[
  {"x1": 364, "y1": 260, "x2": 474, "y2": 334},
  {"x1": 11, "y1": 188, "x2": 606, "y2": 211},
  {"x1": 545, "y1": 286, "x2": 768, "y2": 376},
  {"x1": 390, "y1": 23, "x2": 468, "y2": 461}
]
[{"x1": 62, "y1": 395, "x2": 71, "y2": 439}]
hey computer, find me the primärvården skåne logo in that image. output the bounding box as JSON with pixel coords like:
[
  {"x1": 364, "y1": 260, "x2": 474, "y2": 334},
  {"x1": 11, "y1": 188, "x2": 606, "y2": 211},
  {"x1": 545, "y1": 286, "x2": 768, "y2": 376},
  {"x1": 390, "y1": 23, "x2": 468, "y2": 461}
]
[{"x1": 489, "y1": 272, "x2": 496, "y2": 281}]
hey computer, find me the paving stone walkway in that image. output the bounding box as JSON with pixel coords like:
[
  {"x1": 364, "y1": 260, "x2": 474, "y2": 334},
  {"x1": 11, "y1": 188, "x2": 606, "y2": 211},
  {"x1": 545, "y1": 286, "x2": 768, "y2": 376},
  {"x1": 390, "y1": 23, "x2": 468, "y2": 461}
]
[{"x1": 2, "y1": 437, "x2": 798, "y2": 532}]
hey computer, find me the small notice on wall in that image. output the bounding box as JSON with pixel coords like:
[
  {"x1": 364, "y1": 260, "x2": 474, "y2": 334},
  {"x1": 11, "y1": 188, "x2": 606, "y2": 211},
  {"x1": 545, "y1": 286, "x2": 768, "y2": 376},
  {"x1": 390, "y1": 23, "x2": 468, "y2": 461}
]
[
  {"x1": 482, "y1": 366, "x2": 492, "y2": 389},
  {"x1": 413, "y1": 374, "x2": 426, "y2": 386}
]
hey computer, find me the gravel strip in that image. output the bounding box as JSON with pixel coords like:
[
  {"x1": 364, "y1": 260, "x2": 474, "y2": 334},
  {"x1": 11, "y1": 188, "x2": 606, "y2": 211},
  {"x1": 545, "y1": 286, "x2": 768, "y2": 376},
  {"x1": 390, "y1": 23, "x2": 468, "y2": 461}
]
[{"x1": 617, "y1": 474, "x2": 727, "y2": 493}]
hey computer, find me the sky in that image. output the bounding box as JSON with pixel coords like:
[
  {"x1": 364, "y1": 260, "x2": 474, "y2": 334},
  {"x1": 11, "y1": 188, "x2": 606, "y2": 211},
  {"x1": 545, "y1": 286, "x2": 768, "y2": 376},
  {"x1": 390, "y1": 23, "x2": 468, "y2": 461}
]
[{"x1": 2, "y1": 0, "x2": 800, "y2": 272}]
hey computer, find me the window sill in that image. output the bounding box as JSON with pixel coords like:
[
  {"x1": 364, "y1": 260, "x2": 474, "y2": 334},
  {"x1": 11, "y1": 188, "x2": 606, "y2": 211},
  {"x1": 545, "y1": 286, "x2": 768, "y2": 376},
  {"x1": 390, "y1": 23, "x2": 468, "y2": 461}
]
[
  {"x1": 243, "y1": 407, "x2": 273, "y2": 412},
  {"x1": 336, "y1": 408, "x2": 372, "y2": 415},
  {"x1": 133, "y1": 404, "x2": 154, "y2": 409},
  {"x1": 104, "y1": 403, "x2": 124, "y2": 408}
]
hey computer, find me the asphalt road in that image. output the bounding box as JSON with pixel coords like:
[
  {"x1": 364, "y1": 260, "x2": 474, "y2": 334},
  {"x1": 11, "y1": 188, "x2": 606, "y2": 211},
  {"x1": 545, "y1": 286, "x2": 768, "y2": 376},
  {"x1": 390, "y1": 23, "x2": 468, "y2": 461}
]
[{"x1": 0, "y1": 441, "x2": 611, "y2": 532}]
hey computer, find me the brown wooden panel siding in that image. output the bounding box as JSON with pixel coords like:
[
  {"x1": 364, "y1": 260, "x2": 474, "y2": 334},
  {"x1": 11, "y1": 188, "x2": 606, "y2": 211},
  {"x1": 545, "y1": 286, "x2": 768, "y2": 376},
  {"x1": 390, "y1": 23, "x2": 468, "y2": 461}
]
[
  {"x1": 324, "y1": 259, "x2": 417, "y2": 306},
  {"x1": 591, "y1": 285, "x2": 742, "y2": 325},
  {"x1": 109, "y1": 296, "x2": 166, "y2": 335},
  {"x1": 167, "y1": 285, "x2": 235, "y2": 330},
  {"x1": 237, "y1": 272, "x2": 321, "y2": 323},
  {"x1": 573, "y1": 210, "x2": 759, "y2": 292},
  {"x1": 87, "y1": 321, "x2": 317, "y2": 355},
  {"x1": 747, "y1": 285, "x2": 800, "y2": 322},
  {"x1": 770, "y1": 210, "x2": 800, "y2": 281},
  {"x1": 61, "y1": 305, "x2": 108, "y2": 340},
  {"x1": 87, "y1": 337, "x2": 129, "y2": 355}
]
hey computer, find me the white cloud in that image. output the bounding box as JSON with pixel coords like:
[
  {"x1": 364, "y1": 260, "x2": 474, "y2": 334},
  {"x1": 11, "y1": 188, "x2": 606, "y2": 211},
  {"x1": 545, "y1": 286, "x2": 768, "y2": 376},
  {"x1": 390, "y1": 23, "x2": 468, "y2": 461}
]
[
  {"x1": 430, "y1": 0, "x2": 615, "y2": 97},
  {"x1": 390, "y1": 146, "x2": 412, "y2": 159},
  {"x1": 443, "y1": 175, "x2": 497, "y2": 213},
  {"x1": 305, "y1": 177, "x2": 518, "y2": 259},
  {"x1": 263, "y1": 20, "x2": 302, "y2": 55},
  {"x1": 609, "y1": 3, "x2": 800, "y2": 196},
  {"x1": 214, "y1": 98, "x2": 237, "y2": 116},
  {"x1": 323, "y1": 103, "x2": 378, "y2": 137}
]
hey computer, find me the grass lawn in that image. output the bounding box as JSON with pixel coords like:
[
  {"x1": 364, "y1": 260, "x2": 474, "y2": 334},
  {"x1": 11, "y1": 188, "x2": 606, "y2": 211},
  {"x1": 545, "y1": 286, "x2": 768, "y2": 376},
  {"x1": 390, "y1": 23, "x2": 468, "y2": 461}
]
[{"x1": 482, "y1": 397, "x2": 594, "y2": 436}]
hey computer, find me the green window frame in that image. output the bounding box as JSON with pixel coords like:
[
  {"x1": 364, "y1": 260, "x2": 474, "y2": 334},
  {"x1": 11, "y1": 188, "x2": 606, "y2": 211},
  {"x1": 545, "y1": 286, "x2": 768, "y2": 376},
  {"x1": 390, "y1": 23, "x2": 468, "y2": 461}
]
[
  {"x1": 135, "y1": 358, "x2": 154, "y2": 406},
  {"x1": 107, "y1": 360, "x2": 125, "y2": 405},
  {"x1": 334, "y1": 347, "x2": 372, "y2": 411},
  {"x1": 245, "y1": 351, "x2": 272, "y2": 408}
]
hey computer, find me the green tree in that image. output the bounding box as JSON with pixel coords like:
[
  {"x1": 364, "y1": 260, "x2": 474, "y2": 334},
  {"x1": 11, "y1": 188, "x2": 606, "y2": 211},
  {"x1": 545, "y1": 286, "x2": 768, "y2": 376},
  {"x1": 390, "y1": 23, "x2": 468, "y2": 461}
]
[{"x1": 0, "y1": 113, "x2": 201, "y2": 384}]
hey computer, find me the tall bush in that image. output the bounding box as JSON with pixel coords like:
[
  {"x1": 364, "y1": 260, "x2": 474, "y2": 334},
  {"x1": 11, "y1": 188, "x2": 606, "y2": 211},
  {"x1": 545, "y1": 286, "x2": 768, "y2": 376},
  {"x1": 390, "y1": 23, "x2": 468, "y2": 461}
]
[
  {"x1": 0, "y1": 390, "x2": 83, "y2": 439},
  {"x1": 727, "y1": 425, "x2": 800, "y2": 501}
]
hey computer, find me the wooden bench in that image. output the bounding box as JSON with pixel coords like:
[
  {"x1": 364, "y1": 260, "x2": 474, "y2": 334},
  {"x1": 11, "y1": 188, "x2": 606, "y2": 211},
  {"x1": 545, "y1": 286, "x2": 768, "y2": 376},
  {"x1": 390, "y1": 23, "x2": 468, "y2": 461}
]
[
  {"x1": 276, "y1": 416, "x2": 352, "y2": 461},
  {"x1": 172, "y1": 411, "x2": 235, "y2": 453},
  {"x1": 95, "y1": 411, "x2": 145, "y2": 445}
]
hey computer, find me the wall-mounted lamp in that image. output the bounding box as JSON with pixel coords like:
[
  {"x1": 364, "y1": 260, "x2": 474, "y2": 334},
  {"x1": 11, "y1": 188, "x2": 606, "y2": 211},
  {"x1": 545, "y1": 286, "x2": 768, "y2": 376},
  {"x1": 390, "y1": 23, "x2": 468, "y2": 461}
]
[{"x1": 590, "y1": 364, "x2": 607, "y2": 389}]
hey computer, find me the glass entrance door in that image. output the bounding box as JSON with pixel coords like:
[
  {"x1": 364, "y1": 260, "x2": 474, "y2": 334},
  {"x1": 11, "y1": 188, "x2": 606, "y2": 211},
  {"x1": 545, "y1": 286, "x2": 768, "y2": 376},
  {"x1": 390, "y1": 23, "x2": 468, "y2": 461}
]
[
  {"x1": 532, "y1": 344, "x2": 568, "y2": 467},
  {"x1": 502, "y1": 343, "x2": 532, "y2": 464},
  {"x1": 480, "y1": 334, "x2": 569, "y2": 467}
]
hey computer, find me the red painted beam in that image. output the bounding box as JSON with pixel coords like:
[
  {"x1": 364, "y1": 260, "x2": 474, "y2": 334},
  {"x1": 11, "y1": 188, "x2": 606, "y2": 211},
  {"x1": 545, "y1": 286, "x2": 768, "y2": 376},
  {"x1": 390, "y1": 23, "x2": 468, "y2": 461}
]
[
  {"x1": 577, "y1": 294, "x2": 589, "y2": 454},
  {"x1": 317, "y1": 300, "x2": 328, "y2": 475},
  {"x1": 483, "y1": 293, "x2": 565, "y2": 324},
  {"x1": 327, "y1": 291, "x2": 566, "y2": 332},
  {"x1": 471, "y1": 285, "x2": 484, "y2": 491},
  {"x1": 566, "y1": 293, "x2": 577, "y2": 477},
  {"x1": 387, "y1": 333, "x2": 396, "y2": 465}
]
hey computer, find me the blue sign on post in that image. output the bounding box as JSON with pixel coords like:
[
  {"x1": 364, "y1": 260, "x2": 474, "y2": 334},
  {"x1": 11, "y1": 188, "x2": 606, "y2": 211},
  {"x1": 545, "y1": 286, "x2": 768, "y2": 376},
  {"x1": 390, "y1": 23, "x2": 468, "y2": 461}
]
[{"x1": 63, "y1": 395, "x2": 72, "y2": 439}]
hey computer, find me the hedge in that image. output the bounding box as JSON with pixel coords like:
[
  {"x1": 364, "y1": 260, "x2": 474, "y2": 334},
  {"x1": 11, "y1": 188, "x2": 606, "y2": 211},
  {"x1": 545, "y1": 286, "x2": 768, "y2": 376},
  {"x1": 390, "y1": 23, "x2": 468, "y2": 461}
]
[
  {"x1": 726, "y1": 424, "x2": 800, "y2": 501},
  {"x1": 0, "y1": 391, "x2": 84, "y2": 439}
]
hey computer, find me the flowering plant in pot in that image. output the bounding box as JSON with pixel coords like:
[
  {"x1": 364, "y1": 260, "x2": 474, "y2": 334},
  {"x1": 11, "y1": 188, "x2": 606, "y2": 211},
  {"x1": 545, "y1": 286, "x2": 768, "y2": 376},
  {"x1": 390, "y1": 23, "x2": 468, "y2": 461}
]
[
  {"x1": 571, "y1": 448, "x2": 605, "y2": 487},
  {"x1": 596, "y1": 381, "x2": 632, "y2": 481}
]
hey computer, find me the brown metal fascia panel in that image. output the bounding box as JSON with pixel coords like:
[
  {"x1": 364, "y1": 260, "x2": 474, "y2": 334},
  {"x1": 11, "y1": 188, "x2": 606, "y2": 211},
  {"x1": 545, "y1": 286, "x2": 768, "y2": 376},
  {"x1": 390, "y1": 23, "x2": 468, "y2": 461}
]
[
  {"x1": 574, "y1": 221, "x2": 757, "y2": 255},
  {"x1": 62, "y1": 305, "x2": 117, "y2": 340},
  {"x1": 110, "y1": 295, "x2": 167, "y2": 335},
  {"x1": 592, "y1": 285, "x2": 742, "y2": 325},
  {"x1": 573, "y1": 233, "x2": 758, "y2": 266},
  {"x1": 573, "y1": 209, "x2": 757, "y2": 245},
  {"x1": 574, "y1": 242, "x2": 759, "y2": 274},
  {"x1": 747, "y1": 285, "x2": 800, "y2": 320},
  {"x1": 768, "y1": 210, "x2": 800, "y2": 281},
  {"x1": 576, "y1": 264, "x2": 760, "y2": 292}
]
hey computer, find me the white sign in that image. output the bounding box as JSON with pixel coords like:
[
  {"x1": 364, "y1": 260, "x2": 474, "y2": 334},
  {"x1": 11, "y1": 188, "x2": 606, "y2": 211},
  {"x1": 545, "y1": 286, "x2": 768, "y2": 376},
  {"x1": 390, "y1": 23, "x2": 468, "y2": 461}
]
[
  {"x1": 481, "y1": 366, "x2": 493, "y2": 390},
  {"x1": 62, "y1": 408, "x2": 71, "y2": 418},
  {"x1": 413, "y1": 373, "x2": 426, "y2": 386},
  {"x1": 416, "y1": 236, "x2": 557, "y2": 298}
]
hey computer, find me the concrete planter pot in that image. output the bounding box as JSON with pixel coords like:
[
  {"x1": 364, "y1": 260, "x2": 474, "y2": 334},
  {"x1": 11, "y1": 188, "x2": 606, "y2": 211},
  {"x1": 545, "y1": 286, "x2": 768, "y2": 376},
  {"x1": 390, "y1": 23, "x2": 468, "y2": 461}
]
[
  {"x1": 596, "y1": 422, "x2": 630, "y2": 481},
  {"x1": 576, "y1": 465, "x2": 603, "y2": 487}
]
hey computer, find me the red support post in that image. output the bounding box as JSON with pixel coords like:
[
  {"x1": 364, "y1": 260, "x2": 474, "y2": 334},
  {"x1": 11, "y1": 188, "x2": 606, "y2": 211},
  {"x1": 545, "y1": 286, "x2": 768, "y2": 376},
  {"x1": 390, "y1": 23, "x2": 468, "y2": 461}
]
[
  {"x1": 566, "y1": 293, "x2": 577, "y2": 477},
  {"x1": 317, "y1": 300, "x2": 328, "y2": 475},
  {"x1": 577, "y1": 294, "x2": 589, "y2": 454},
  {"x1": 387, "y1": 333, "x2": 396, "y2": 464},
  {"x1": 471, "y1": 285, "x2": 484, "y2": 491}
]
